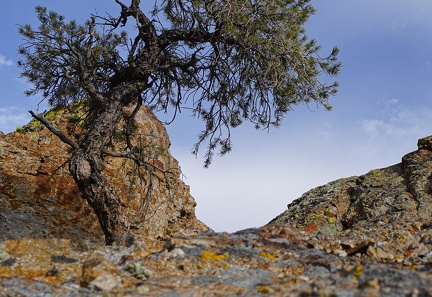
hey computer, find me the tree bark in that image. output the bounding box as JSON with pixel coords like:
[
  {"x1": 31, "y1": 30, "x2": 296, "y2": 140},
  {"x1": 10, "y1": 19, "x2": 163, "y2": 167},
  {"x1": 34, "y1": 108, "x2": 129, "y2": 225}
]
[{"x1": 68, "y1": 84, "x2": 145, "y2": 245}]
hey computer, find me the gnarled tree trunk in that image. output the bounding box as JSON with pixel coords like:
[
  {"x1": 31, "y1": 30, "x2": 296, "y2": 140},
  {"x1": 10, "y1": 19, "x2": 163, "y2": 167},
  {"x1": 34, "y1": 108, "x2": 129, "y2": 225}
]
[{"x1": 68, "y1": 84, "x2": 145, "y2": 245}]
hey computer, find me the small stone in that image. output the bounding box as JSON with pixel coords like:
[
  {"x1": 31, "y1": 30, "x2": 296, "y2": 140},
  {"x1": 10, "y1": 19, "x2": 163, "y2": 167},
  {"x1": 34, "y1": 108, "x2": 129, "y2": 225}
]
[
  {"x1": 45, "y1": 266, "x2": 59, "y2": 277},
  {"x1": 135, "y1": 285, "x2": 150, "y2": 294},
  {"x1": 169, "y1": 247, "x2": 186, "y2": 259},
  {"x1": 423, "y1": 251, "x2": 432, "y2": 260},
  {"x1": 88, "y1": 273, "x2": 120, "y2": 291},
  {"x1": 336, "y1": 249, "x2": 347, "y2": 257},
  {"x1": 81, "y1": 254, "x2": 118, "y2": 287},
  {"x1": 0, "y1": 248, "x2": 10, "y2": 261},
  {"x1": 51, "y1": 255, "x2": 77, "y2": 263},
  {"x1": 0, "y1": 257, "x2": 17, "y2": 267}
]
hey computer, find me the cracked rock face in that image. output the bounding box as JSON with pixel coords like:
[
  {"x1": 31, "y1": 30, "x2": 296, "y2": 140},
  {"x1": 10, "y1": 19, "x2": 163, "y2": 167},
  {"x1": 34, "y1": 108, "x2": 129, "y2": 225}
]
[
  {"x1": 0, "y1": 105, "x2": 209, "y2": 250},
  {"x1": 270, "y1": 135, "x2": 432, "y2": 265}
]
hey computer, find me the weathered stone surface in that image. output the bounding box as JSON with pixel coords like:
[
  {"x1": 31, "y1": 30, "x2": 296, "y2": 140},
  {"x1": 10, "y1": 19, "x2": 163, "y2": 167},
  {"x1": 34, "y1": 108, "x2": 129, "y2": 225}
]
[
  {"x1": 0, "y1": 104, "x2": 208, "y2": 250},
  {"x1": 0, "y1": 238, "x2": 81, "y2": 285},
  {"x1": 1, "y1": 116, "x2": 432, "y2": 295},
  {"x1": 0, "y1": 224, "x2": 431, "y2": 296},
  {"x1": 270, "y1": 135, "x2": 432, "y2": 266}
]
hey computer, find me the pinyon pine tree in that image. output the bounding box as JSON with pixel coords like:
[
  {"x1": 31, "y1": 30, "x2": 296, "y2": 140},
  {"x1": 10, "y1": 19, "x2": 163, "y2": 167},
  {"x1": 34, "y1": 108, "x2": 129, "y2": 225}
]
[{"x1": 18, "y1": 0, "x2": 341, "y2": 244}]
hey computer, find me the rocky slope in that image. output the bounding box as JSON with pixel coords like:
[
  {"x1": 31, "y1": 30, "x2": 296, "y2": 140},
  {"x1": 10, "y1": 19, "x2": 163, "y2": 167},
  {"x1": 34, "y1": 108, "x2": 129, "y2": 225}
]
[
  {"x1": 0, "y1": 104, "x2": 208, "y2": 250},
  {"x1": 1, "y1": 112, "x2": 432, "y2": 296},
  {"x1": 1, "y1": 224, "x2": 431, "y2": 296},
  {"x1": 270, "y1": 135, "x2": 432, "y2": 267}
]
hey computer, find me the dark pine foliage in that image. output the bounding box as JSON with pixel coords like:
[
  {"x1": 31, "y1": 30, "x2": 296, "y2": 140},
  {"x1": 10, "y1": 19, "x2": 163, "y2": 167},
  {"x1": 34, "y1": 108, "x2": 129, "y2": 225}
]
[{"x1": 18, "y1": 0, "x2": 341, "y2": 244}]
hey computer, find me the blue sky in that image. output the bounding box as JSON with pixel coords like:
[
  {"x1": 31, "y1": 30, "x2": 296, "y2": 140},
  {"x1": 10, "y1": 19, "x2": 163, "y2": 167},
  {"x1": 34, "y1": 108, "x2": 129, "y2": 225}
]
[{"x1": 1, "y1": 1, "x2": 432, "y2": 232}]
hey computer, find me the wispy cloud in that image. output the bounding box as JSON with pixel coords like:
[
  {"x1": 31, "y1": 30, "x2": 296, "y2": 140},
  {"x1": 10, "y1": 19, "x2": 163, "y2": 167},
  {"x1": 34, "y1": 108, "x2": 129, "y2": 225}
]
[
  {"x1": 0, "y1": 53, "x2": 13, "y2": 67},
  {"x1": 360, "y1": 99, "x2": 432, "y2": 139},
  {"x1": 0, "y1": 107, "x2": 30, "y2": 133},
  {"x1": 361, "y1": 119, "x2": 390, "y2": 139}
]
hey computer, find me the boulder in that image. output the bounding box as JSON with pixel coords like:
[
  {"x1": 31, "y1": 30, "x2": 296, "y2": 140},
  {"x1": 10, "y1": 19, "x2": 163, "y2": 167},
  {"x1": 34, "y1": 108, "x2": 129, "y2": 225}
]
[{"x1": 0, "y1": 104, "x2": 209, "y2": 250}]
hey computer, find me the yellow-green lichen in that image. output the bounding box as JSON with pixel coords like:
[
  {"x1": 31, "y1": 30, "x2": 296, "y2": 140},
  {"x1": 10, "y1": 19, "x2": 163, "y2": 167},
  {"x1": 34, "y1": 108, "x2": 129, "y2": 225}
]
[
  {"x1": 259, "y1": 251, "x2": 276, "y2": 260},
  {"x1": 200, "y1": 251, "x2": 229, "y2": 262},
  {"x1": 257, "y1": 285, "x2": 269, "y2": 294},
  {"x1": 353, "y1": 264, "x2": 362, "y2": 280},
  {"x1": 124, "y1": 260, "x2": 153, "y2": 280},
  {"x1": 198, "y1": 250, "x2": 229, "y2": 270}
]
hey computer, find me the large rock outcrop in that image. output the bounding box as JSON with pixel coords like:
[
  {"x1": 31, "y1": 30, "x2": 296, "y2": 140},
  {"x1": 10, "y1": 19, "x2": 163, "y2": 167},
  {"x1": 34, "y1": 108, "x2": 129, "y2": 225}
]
[
  {"x1": 0, "y1": 104, "x2": 208, "y2": 250},
  {"x1": 0, "y1": 132, "x2": 432, "y2": 296},
  {"x1": 270, "y1": 135, "x2": 432, "y2": 265}
]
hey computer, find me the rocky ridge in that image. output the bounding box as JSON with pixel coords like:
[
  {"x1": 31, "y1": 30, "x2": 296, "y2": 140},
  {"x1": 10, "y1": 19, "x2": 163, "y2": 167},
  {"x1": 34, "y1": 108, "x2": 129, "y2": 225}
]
[
  {"x1": 271, "y1": 135, "x2": 432, "y2": 267},
  {"x1": 1, "y1": 111, "x2": 432, "y2": 296}
]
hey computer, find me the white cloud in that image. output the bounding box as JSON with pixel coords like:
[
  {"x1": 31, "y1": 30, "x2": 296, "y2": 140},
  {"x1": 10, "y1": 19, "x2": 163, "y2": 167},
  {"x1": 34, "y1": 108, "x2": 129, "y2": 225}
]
[
  {"x1": 170, "y1": 99, "x2": 432, "y2": 232},
  {"x1": 176, "y1": 146, "x2": 336, "y2": 232},
  {"x1": 0, "y1": 107, "x2": 30, "y2": 133},
  {"x1": 360, "y1": 100, "x2": 432, "y2": 141},
  {"x1": 172, "y1": 120, "x2": 397, "y2": 232},
  {"x1": 361, "y1": 119, "x2": 388, "y2": 138},
  {"x1": 378, "y1": 98, "x2": 399, "y2": 107},
  {"x1": 0, "y1": 53, "x2": 13, "y2": 67}
]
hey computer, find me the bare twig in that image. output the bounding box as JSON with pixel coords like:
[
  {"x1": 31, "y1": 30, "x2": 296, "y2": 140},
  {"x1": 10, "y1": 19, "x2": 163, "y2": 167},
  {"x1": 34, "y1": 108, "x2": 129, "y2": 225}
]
[{"x1": 29, "y1": 110, "x2": 79, "y2": 150}]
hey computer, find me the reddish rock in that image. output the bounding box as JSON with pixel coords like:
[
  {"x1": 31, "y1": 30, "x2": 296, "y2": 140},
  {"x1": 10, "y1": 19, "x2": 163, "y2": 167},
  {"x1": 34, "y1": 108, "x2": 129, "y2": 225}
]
[{"x1": 0, "y1": 104, "x2": 209, "y2": 250}]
